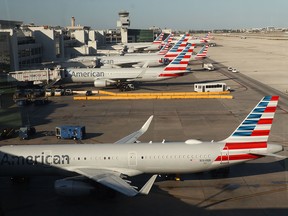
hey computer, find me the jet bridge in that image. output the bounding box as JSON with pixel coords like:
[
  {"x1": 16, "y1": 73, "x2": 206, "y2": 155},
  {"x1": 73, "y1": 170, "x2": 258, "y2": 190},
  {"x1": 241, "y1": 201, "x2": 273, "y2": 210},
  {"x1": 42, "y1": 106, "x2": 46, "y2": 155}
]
[{"x1": 8, "y1": 68, "x2": 64, "y2": 86}]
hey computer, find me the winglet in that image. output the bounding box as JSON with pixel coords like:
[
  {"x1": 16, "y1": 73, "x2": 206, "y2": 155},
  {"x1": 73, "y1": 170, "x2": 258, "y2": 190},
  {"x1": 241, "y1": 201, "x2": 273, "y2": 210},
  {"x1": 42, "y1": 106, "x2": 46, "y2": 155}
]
[
  {"x1": 114, "y1": 115, "x2": 154, "y2": 144},
  {"x1": 139, "y1": 115, "x2": 153, "y2": 134},
  {"x1": 139, "y1": 174, "x2": 158, "y2": 195}
]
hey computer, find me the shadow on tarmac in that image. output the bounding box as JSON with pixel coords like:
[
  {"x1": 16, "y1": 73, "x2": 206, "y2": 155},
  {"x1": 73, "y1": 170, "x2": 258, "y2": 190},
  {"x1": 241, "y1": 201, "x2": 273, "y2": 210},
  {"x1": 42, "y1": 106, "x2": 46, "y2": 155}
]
[{"x1": 0, "y1": 173, "x2": 287, "y2": 216}]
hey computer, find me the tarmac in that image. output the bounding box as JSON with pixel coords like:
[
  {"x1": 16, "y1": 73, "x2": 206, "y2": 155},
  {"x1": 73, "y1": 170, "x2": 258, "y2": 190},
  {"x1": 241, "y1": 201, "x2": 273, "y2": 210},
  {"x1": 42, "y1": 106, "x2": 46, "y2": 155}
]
[
  {"x1": 0, "y1": 33, "x2": 288, "y2": 216},
  {"x1": 208, "y1": 34, "x2": 288, "y2": 94}
]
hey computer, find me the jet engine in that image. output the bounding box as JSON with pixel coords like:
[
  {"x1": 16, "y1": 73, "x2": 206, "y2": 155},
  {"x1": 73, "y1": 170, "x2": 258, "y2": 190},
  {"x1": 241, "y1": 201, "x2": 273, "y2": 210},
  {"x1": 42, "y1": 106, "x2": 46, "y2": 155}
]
[
  {"x1": 94, "y1": 80, "x2": 114, "y2": 87},
  {"x1": 54, "y1": 178, "x2": 95, "y2": 196},
  {"x1": 185, "y1": 139, "x2": 202, "y2": 144}
]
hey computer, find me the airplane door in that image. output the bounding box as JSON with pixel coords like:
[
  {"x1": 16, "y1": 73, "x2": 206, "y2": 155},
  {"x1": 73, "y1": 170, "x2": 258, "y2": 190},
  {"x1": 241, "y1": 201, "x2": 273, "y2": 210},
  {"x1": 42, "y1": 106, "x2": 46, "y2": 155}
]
[
  {"x1": 220, "y1": 146, "x2": 229, "y2": 164},
  {"x1": 128, "y1": 152, "x2": 137, "y2": 167}
]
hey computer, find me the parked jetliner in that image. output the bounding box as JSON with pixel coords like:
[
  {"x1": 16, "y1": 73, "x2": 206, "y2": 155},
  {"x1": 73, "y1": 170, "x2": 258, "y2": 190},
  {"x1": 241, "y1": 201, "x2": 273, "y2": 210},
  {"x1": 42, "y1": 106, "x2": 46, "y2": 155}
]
[
  {"x1": 112, "y1": 32, "x2": 165, "y2": 53},
  {"x1": 191, "y1": 45, "x2": 209, "y2": 60},
  {"x1": 62, "y1": 43, "x2": 194, "y2": 90},
  {"x1": 0, "y1": 96, "x2": 284, "y2": 197},
  {"x1": 173, "y1": 32, "x2": 213, "y2": 47},
  {"x1": 144, "y1": 33, "x2": 173, "y2": 51},
  {"x1": 97, "y1": 34, "x2": 189, "y2": 68},
  {"x1": 67, "y1": 33, "x2": 175, "y2": 68}
]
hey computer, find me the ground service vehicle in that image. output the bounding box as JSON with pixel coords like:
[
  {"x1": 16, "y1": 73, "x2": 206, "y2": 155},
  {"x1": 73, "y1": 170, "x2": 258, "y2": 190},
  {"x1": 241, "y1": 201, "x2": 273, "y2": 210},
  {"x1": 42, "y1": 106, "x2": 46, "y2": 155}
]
[
  {"x1": 55, "y1": 125, "x2": 86, "y2": 140},
  {"x1": 203, "y1": 63, "x2": 215, "y2": 71},
  {"x1": 194, "y1": 83, "x2": 230, "y2": 92},
  {"x1": 85, "y1": 90, "x2": 93, "y2": 96},
  {"x1": 54, "y1": 89, "x2": 63, "y2": 96},
  {"x1": 45, "y1": 89, "x2": 53, "y2": 97},
  {"x1": 18, "y1": 126, "x2": 36, "y2": 140},
  {"x1": 64, "y1": 89, "x2": 73, "y2": 95}
]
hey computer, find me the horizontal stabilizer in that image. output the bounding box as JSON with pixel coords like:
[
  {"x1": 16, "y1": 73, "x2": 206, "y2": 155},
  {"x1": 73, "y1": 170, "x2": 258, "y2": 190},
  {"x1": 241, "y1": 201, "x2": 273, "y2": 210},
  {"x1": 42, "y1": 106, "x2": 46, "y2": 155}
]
[{"x1": 250, "y1": 152, "x2": 287, "y2": 159}]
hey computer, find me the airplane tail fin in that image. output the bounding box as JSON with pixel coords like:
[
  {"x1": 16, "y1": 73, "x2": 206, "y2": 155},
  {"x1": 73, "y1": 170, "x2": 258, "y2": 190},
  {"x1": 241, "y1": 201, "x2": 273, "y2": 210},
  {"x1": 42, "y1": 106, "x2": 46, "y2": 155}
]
[
  {"x1": 153, "y1": 32, "x2": 164, "y2": 45},
  {"x1": 222, "y1": 96, "x2": 279, "y2": 149},
  {"x1": 162, "y1": 33, "x2": 174, "y2": 45},
  {"x1": 195, "y1": 45, "x2": 209, "y2": 59},
  {"x1": 202, "y1": 32, "x2": 210, "y2": 40},
  {"x1": 159, "y1": 43, "x2": 194, "y2": 77},
  {"x1": 161, "y1": 34, "x2": 190, "y2": 62},
  {"x1": 158, "y1": 42, "x2": 171, "y2": 55}
]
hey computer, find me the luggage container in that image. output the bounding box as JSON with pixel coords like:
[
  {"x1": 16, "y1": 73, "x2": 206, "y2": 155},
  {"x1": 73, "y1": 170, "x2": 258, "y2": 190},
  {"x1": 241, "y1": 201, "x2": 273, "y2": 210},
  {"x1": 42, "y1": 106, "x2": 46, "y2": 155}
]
[{"x1": 55, "y1": 125, "x2": 86, "y2": 140}]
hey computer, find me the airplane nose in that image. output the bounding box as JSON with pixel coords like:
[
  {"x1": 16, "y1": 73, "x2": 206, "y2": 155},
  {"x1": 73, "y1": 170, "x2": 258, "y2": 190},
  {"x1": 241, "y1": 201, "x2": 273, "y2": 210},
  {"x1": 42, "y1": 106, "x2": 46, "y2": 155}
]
[{"x1": 267, "y1": 143, "x2": 283, "y2": 154}]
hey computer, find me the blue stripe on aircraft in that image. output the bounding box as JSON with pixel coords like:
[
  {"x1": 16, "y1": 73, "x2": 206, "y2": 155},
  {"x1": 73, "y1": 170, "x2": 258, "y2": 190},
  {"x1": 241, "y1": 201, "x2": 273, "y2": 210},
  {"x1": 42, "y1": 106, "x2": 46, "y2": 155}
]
[
  {"x1": 242, "y1": 120, "x2": 258, "y2": 125},
  {"x1": 233, "y1": 131, "x2": 252, "y2": 136},
  {"x1": 238, "y1": 126, "x2": 256, "y2": 131},
  {"x1": 258, "y1": 102, "x2": 269, "y2": 107},
  {"x1": 263, "y1": 96, "x2": 272, "y2": 101},
  {"x1": 247, "y1": 114, "x2": 262, "y2": 119},
  {"x1": 253, "y1": 108, "x2": 266, "y2": 113}
]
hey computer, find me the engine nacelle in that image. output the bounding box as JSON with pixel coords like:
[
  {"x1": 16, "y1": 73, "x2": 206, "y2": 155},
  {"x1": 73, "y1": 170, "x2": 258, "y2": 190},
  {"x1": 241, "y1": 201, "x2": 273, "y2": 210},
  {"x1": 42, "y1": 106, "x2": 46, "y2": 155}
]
[
  {"x1": 185, "y1": 139, "x2": 202, "y2": 144},
  {"x1": 54, "y1": 178, "x2": 95, "y2": 197},
  {"x1": 94, "y1": 80, "x2": 114, "y2": 87}
]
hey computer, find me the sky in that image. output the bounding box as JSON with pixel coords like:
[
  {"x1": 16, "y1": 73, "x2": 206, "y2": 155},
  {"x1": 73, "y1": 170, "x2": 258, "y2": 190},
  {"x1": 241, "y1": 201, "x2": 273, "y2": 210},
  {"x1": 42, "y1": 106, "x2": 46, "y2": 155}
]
[{"x1": 1, "y1": 0, "x2": 288, "y2": 30}]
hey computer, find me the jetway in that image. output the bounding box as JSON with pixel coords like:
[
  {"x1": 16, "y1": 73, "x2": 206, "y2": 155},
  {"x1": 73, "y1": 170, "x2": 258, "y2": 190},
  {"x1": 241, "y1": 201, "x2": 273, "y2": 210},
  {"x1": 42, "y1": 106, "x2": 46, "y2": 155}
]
[{"x1": 8, "y1": 68, "x2": 64, "y2": 86}]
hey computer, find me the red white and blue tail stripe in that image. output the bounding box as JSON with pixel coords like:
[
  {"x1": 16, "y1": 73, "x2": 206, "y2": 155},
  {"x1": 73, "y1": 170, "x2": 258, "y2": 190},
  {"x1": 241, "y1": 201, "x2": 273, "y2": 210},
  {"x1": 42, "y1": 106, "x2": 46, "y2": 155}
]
[
  {"x1": 202, "y1": 32, "x2": 211, "y2": 41},
  {"x1": 195, "y1": 45, "x2": 208, "y2": 59},
  {"x1": 160, "y1": 34, "x2": 190, "y2": 62},
  {"x1": 153, "y1": 32, "x2": 165, "y2": 45},
  {"x1": 224, "y1": 96, "x2": 278, "y2": 144},
  {"x1": 158, "y1": 42, "x2": 171, "y2": 55},
  {"x1": 214, "y1": 96, "x2": 279, "y2": 164},
  {"x1": 159, "y1": 43, "x2": 193, "y2": 77},
  {"x1": 162, "y1": 33, "x2": 173, "y2": 45}
]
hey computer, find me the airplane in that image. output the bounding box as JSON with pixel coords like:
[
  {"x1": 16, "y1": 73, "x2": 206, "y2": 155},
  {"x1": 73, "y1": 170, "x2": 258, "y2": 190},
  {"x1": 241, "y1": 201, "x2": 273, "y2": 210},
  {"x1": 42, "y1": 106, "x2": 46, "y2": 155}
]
[
  {"x1": 0, "y1": 96, "x2": 285, "y2": 197},
  {"x1": 62, "y1": 43, "x2": 194, "y2": 90},
  {"x1": 172, "y1": 32, "x2": 213, "y2": 47},
  {"x1": 143, "y1": 33, "x2": 174, "y2": 51},
  {"x1": 94, "y1": 34, "x2": 189, "y2": 68},
  {"x1": 191, "y1": 44, "x2": 209, "y2": 60},
  {"x1": 66, "y1": 33, "x2": 175, "y2": 68},
  {"x1": 124, "y1": 33, "x2": 174, "y2": 56},
  {"x1": 112, "y1": 32, "x2": 165, "y2": 53}
]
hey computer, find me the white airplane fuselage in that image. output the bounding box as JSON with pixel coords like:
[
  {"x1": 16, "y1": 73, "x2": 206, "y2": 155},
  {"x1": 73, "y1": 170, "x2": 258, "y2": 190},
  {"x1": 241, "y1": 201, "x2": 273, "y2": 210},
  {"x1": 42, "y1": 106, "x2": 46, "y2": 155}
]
[
  {"x1": 64, "y1": 67, "x2": 179, "y2": 83},
  {"x1": 99, "y1": 54, "x2": 163, "y2": 68},
  {"x1": 0, "y1": 142, "x2": 282, "y2": 177}
]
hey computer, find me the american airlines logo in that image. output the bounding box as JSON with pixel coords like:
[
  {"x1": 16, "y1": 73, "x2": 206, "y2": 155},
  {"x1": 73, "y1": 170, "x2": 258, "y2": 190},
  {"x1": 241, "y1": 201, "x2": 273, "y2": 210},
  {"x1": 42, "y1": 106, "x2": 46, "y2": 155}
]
[
  {"x1": 0, "y1": 153, "x2": 70, "y2": 165},
  {"x1": 71, "y1": 71, "x2": 104, "y2": 78}
]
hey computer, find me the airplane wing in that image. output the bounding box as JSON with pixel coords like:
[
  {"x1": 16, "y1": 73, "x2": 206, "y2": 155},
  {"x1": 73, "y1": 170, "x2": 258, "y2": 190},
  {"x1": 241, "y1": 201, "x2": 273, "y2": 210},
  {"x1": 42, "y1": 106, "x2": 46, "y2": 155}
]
[
  {"x1": 69, "y1": 168, "x2": 157, "y2": 197},
  {"x1": 114, "y1": 115, "x2": 153, "y2": 144}
]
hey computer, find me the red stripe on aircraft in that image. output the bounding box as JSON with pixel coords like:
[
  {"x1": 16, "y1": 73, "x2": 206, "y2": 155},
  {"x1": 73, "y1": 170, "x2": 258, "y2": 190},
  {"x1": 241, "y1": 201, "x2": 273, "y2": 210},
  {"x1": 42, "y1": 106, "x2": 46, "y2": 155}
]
[
  {"x1": 271, "y1": 96, "x2": 279, "y2": 101},
  {"x1": 164, "y1": 67, "x2": 187, "y2": 71},
  {"x1": 264, "y1": 107, "x2": 277, "y2": 113},
  {"x1": 251, "y1": 130, "x2": 270, "y2": 136},
  {"x1": 159, "y1": 73, "x2": 185, "y2": 77},
  {"x1": 225, "y1": 142, "x2": 267, "y2": 149},
  {"x1": 215, "y1": 154, "x2": 261, "y2": 161},
  {"x1": 257, "y1": 118, "x2": 273, "y2": 124}
]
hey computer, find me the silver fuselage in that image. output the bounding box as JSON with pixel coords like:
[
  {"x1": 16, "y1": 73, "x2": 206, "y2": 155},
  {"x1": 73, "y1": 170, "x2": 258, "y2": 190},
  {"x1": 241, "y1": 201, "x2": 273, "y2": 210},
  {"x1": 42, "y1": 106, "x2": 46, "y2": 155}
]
[{"x1": 0, "y1": 142, "x2": 282, "y2": 177}]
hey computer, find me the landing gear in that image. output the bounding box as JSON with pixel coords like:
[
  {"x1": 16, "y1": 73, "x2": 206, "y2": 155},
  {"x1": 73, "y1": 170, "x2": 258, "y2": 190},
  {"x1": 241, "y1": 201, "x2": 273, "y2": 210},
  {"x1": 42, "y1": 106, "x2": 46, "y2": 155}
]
[
  {"x1": 161, "y1": 174, "x2": 182, "y2": 181},
  {"x1": 118, "y1": 83, "x2": 135, "y2": 92}
]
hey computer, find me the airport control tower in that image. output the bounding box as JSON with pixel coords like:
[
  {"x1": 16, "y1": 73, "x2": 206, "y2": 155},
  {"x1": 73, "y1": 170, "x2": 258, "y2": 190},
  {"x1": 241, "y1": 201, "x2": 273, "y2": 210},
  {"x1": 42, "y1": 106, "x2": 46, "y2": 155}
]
[{"x1": 117, "y1": 10, "x2": 130, "y2": 43}]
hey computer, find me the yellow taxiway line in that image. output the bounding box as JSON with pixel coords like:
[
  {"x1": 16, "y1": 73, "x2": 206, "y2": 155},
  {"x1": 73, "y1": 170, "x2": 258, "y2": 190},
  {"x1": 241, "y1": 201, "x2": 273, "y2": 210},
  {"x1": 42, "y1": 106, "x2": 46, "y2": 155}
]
[{"x1": 74, "y1": 91, "x2": 233, "y2": 100}]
